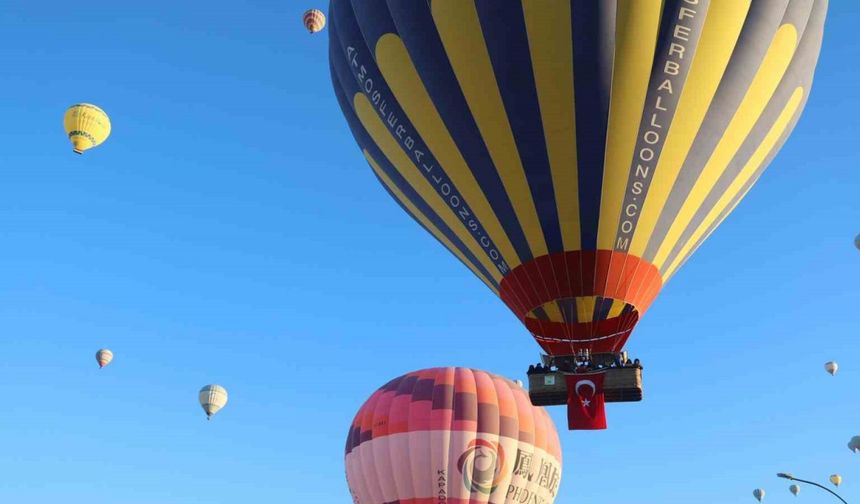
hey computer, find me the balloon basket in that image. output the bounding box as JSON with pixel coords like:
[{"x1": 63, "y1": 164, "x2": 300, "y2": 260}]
[{"x1": 527, "y1": 366, "x2": 642, "y2": 406}]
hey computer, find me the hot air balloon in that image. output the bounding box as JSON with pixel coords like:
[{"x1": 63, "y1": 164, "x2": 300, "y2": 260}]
[
  {"x1": 855, "y1": 234, "x2": 860, "y2": 251},
  {"x1": 848, "y1": 436, "x2": 860, "y2": 453},
  {"x1": 95, "y1": 348, "x2": 113, "y2": 369},
  {"x1": 199, "y1": 384, "x2": 228, "y2": 420},
  {"x1": 303, "y1": 8, "x2": 326, "y2": 34},
  {"x1": 753, "y1": 488, "x2": 765, "y2": 502},
  {"x1": 63, "y1": 104, "x2": 111, "y2": 154},
  {"x1": 789, "y1": 484, "x2": 800, "y2": 496},
  {"x1": 345, "y1": 367, "x2": 562, "y2": 504},
  {"x1": 329, "y1": 0, "x2": 827, "y2": 428},
  {"x1": 830, "y1": 474, "x2": 842, "y2": 487},
  {"x1": 825, "y1": 361, "x2": 838, "y2": 375}
]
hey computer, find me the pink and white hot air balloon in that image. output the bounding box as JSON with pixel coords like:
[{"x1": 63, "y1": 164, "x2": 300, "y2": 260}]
[
  {"x1": 95, "y1": 349, "x2": 113, "y2": 369},
  {"x1": 302, "y1": 8, "x2": 326, "y2": 34},
  {"x1": 345, "y1": 367, "x2": 563, "y2": 504}
]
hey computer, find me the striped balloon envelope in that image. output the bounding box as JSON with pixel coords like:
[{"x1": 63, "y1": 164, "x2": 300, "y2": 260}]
[
  {"x1": 303, "y1": 8, "x2": 326, "y2": 34},
  {"x1": 199, "y1": 384, "x2": 228, "y2": 420},
  {"x1": 328, "y1": 1, "x2": 827, "y2": 356},
  {"x1": 345, "y1": 367, "x2": 562, "y2": 504},
  {"x1": 95, "y1": 348, "x2": 113, "y2": 369}
]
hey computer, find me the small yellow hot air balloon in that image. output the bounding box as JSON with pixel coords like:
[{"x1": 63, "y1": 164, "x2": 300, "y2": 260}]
[
  {"x1": 789, "y1": 484, "x2": 800, "y2": 496},
  {"x1": 63, "y1": 104, "x2": 111, "y2": 154},
  {"x1": 302, "y1": 8, "x2": 326, "y2": 34},
  {"x1": 830, "y1": 474, "x2": 842, "y2": 487}
]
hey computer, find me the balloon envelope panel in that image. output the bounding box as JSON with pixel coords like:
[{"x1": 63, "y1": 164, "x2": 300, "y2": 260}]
[
  {"x1": 328, "y1": 0, "x2": 827, "y2": 355},
  {"x1": 345, "y1": 367, "x2": 562, "y2": 504}
]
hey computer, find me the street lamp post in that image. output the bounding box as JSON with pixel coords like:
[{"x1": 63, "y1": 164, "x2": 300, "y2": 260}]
[{"x1": 777, "y1": 473, "x2": 848, "y2": 503}]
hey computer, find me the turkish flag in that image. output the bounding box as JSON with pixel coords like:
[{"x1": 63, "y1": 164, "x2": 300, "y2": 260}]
[{"x1": 565, "y1": 373, "x2": 607, "y2": 430}]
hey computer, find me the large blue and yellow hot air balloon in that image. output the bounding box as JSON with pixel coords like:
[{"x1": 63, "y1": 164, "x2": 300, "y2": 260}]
[{"x1": 328, "y1": 0, "x2": 827, "y2": 422}]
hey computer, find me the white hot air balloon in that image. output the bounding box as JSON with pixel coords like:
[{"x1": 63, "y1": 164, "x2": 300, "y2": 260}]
[
  {"x1": 95, "y1": 348, "x2": 113, "y2": 369},
  {"x1": 199, "y1": 384, "x2": 228, "y2": 420},
  {"x1": 830, "y1": 474, "x2": 842, "y2": 487},
  {"x1": 825, "y1": 361, "x2": 838, "y2": 376},
  {"x1": 753, "y1": 489, "x2": 765, "y2": 502},
  {"x1": 789, "y1": 485, "x2": 800, "y2": 496},
  {"x1": 847, "y1": 436, "x2": 860, "y2": 453}
]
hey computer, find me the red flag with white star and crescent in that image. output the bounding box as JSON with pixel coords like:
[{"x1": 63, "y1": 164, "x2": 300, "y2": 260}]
[{"x1": 565, "y1": 373, "x2": 607, "y2": 430}]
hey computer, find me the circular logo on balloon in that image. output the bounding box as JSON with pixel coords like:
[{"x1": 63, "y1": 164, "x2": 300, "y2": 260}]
[{"x1": 457, "y1": 439, "x2": 506, "y2": 495}]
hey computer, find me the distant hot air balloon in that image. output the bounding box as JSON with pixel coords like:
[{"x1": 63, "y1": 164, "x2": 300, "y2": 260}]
[
  {"x1": 95, "y1": 348, "x2": 113, "y2": 369},
  {"x1": 64, "y1": 104, "x2": 111, "y2": 154},
  {"x1": 753, "y1": 488, "x2": 765, "y2": 502},
  {"x1": 855, "y1": 234, "x2": 860, "y2": 250},
  {"x1": 303, "y1": 8, "x2": 326, "y2": 34},
  {"x1": 848, "y1": 436, "x2": 860, "y2": 453},
  {"x1": 789, "y1": 485, "x2": 800, "y2": 496},
  {"x1": 329, "y1": 1, "x2": 828, "y2": 428},
  {"x1": 830, "y1": 474, "x2": 842, "y2": 487},
  {"x1": 346, "y1": 367, "x2": 563, "y2": 503},
  {"x1": 825, "y1": 361, "x2": 838, "y2": 376},
  {"x1": 199, "y1": 384, "x2": 228, "y2": 420}
]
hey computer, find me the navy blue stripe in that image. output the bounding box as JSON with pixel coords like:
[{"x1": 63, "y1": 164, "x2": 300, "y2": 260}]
[
  {"x1": 331, "y1": 43, "x2": 500, "y2": 290},
  {"x1": 330, "y1": 0, "x2": 512, "y2": 277},
  {"x1": 384, "y1": 0, "x2": 536, "y2": 264},
  {"x1": 593, "y1": 297, "x2": 613, "y2": 322},
  {"x1": 347, "y1": 0, "x2": 398, "y2": 50},
  {"x1": 474, "y1": 1, "x2": 564, "y2": 255},
  {"x1": 532, "y1": 306, "x2": 550, "y2": 321},
  {"x1": 571, "y1": 0, "x2": 615, "y2": 250},
  {"x1": 558, "y1": 298, "x2": 578, "y2": 323}
]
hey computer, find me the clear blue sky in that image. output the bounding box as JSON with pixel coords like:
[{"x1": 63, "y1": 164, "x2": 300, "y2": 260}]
[{"x1": 1, "y1": 2, "x2": 858, "y2": 503}]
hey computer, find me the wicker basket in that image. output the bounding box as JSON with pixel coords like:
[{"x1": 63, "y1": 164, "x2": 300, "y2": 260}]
[{"x1": 528, "y1": 367, "x2": 642, "y2": 406}]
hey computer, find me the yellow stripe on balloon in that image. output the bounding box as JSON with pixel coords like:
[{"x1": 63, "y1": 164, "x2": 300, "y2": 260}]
[
  {"x1": 522, "y1": 0, "x2": 581, "y2": 251},
  {"x1": 431, "y1": 0, "x2": 549, "y2": 258},
  {"x1": 607, "y1": 299, "x2": 626, "y2": 319},
  {"x1": 652, "y1": 23, "x2": 798, "y2": 271},
  {"x1": 353, "y1": 93, "x2": 504, "y2": 283},
  {"x1": 664, "y1": 86, "x2": 804, "y2": 279},
  {"x1": 374, "y1": 34, "x2": 523, "y2": 270},
  {"x1": 596, "y1": 0, "x2": 663, "y2": 250},
  {"x1": 543, "y1": 301, "x2": 565, "y2": 323},
  {"x1": 363, "y1": 150, "x2": 499, "y2": 295},
  {"x1": 576, "y1": 296, "x2": 597, "y2": 323},
  {"x1": 629, "y1": 1, "x2": 751, "y2": 256}
]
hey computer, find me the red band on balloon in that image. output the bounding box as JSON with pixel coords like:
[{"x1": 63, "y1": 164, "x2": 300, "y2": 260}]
[{"x1": 499, "y1": 250, "x2": 662, "y2": 353}]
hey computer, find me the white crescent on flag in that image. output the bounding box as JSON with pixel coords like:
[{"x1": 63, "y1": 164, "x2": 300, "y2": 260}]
[{"x1": 574, "y1": 380, "x2": 596, "y2": 397}]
